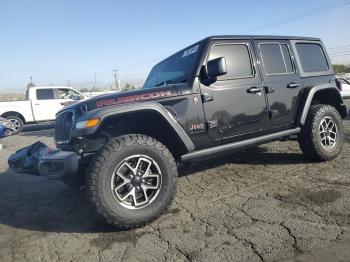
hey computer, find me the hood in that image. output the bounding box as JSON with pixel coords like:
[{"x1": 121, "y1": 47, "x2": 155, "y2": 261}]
[{"x1": 58, "y1": 86, "x2": 178, "y2": 114}]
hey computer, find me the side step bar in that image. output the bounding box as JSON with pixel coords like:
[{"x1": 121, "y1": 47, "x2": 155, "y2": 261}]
[{"x1": 181, "y1": 128, "x2": 301, "y2": 162}]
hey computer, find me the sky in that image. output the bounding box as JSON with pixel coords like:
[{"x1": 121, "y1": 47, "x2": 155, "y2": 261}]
[{"x1": 0, "y1": 0, "x2": 350, "y2": 91}]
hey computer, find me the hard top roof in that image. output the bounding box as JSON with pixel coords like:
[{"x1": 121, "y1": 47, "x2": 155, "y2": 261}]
[{"x1": 206, "y1": 35, "x2": 320, "y2": 41}]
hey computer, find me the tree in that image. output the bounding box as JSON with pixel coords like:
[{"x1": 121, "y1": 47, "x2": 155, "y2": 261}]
[
  {"x1": 123, "y1": 83, "x2": 136, "y2": 91},
  {"x1": 333, "y1": 64, "x2": 350, "y2": 75},
  {"x1": 79, "y1": 87, "x2": 102, "y2": 92},
  {"x1": 79, "y1": 88, "x2": 89, "y2": 92}
]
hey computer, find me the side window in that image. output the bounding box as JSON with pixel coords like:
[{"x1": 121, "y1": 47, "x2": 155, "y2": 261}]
[
  {"x1": 58, "y1": 89, "x2": 81, "y2": 100},
  {"x1": 36, "y1": 89, "x2": 54, "y2": 100},
  {"x1": 295, "y1": 43, "x2": 329, "y2": 73},
  {"x1": 259, "y1": 43, "x2": 294, "y2": 75},
  {"x1": 208, "y1": 44, "x2": 253, "y2": 80}
]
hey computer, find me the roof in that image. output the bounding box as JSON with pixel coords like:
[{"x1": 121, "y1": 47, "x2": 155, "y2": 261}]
[
  {"x1": 206, "y1": 35, "x2": 321, "y2": 41},
  {"x1": 33, "y1": 86, "x2": 71, "y2": 89}
]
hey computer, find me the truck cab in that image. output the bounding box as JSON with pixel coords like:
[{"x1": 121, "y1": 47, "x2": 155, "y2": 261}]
[
  {"x1": 27, "y1": 86, "x2": 87, "y2": 121},
  {"x1": 0, "y1": 86, "x2": 87, "y2": 134}
]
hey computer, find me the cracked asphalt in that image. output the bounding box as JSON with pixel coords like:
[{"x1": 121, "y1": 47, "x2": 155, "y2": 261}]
[{"x1": 1, "y1": 105, "x2": 350, "y2": 261}]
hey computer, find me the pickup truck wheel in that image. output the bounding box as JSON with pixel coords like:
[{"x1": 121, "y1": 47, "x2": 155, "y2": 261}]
[
  {"x1": 86, "y1": 134, "x2": 177, "y2": 229},
  {"x1": 5, "y1": 116, "x2": 24, "y2": 135},
  {"x1": 298, "y1": 105, "x2": 344, "y2": 161}
]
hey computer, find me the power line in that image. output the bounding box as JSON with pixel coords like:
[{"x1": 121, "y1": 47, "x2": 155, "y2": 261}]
[
  {"x1": 328, "y1": 50, "x2": 350, "y2": 56},
  {"x1": 243, "y1": 0, "x2": 350, "y2": 33},
  {"x1": 329, "y1": 52, "x2": 350, "y2": 58},
  {"x1": 49, "y1": 1, "x2": 350, "y2": 87},
  {"x1": 327, "y1": 44, "x2": 350, "y2": 50}
]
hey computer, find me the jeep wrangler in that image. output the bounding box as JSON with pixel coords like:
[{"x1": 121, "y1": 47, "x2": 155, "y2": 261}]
[{"x1": 38, "y1": 36, "x2": 347, "y2": 229}]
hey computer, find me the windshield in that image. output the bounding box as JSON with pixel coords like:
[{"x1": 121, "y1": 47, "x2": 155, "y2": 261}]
[{"x1": 143, "y1": 43, "x2": 202, "y2": 89}]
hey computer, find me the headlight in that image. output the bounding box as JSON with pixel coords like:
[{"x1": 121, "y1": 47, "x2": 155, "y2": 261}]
[{"x1": 75, "y1": 118, "x2": 100, "y2": 129}]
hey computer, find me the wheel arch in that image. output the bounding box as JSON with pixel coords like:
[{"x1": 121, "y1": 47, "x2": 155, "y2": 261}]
[
  {"x1": 1, "y1": 111, "x2": 26, "y2": 123},
  {"x1": 76, "y1": 102, "x2": 195, "y2": 158},
  {"x1": 298, "y1": 84, "x2": 347, "y2": 125}
]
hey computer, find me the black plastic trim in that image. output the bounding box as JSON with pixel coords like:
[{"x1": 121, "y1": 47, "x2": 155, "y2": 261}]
[
  {"x1": 298, "y1": 84, "x2": 347, "y2": 125},
  {"x1": 181, "y1": 128, "x2": 301, "y2": 162},
  {"x1": 71, "y1": 102, "x2": 195, "y2": 153},
  {"x1": 38, "y1": 151, "x2": 79, "y2": 180}
]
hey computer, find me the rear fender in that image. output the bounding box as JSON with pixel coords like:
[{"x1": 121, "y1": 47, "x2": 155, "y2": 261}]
[{"x1": 297, "y1": 84, "x2": 347, "y2": 125}]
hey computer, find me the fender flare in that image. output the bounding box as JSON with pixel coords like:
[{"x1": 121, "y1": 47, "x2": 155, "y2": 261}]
[
  {"x1": 0, "y1": 110, "x2": 26, "y2": 123},
  {"x1": 71, "y1": 102, "x2": 195, "y2": 152},
  {"x1": 298, "y1": 83, "x2": 347, "y2": 125}
]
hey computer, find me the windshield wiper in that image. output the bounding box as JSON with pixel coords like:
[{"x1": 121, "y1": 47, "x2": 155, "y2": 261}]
[
  {"x1": 155, "y1": 79, "x2": 174, "y2": 87},
  {"x1": 155, "y1": 78, "x2": 187, "y2": 87}
]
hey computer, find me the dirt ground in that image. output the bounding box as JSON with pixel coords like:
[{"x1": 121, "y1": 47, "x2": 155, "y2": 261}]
[{"x1": 1, "y1": 106, "x2": 350, "y2": 261}]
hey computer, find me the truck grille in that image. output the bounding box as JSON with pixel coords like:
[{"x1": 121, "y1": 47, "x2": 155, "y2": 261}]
[{"x1": 55, "y1": 110, "x2": 75, "y2": 144}]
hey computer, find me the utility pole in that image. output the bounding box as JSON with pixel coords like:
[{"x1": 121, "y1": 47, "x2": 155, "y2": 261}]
[
  {"x1": 112, "y1": 69, "x2": 120, "y2": 91},
  {"x1": 67, "y1": 80, "x2": 70, "y2": 86},
  {"x1": 94, "y1": 72, "x2": 97, "y2": 89},
  {"x1": 30, "y1": 76, "x2": 33, "y2": 85}
]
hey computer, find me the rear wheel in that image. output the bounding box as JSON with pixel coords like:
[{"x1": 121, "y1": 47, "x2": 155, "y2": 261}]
[
  {"x1": 5, "y1": 116, "x2": 24, "y2": 135},
  {"x1": 298, "y1": 104, "x2": 344, "y2": 161},
  {"x1": 86, "y1": 134, "x2": 177, "y2": 229}
]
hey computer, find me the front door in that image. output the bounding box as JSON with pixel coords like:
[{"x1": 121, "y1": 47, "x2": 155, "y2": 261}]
[
  {"x1": 254, "y1": 40, "x2": 302, "y2": 127},
  {"x1": 200, "y1": 40, "x2": 268, "y2": 142}
]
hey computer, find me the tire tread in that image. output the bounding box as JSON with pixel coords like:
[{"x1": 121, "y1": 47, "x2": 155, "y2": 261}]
[{"x1": 86, "y1": 134, "x2": 177, "y2": 229}]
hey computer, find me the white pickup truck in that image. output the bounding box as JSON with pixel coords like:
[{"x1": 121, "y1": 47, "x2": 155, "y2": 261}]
[{"x1": 0, "y1": 86, "x2": 87, "y2": 134}]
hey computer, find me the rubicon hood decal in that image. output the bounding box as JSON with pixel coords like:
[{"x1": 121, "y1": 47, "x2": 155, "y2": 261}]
[{"x1": 95, "y1": 89, "x2": 173, "y2": 108}]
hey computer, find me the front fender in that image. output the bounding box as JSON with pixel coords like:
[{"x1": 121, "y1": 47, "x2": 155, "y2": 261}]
[{"x1": 71, "y1": 102, "x2": 195, "y2": 152}]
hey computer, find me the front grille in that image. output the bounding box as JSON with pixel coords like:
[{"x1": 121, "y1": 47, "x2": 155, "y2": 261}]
[{"x1": 55, "y1": 110, "x2": 75, "y2": 143}]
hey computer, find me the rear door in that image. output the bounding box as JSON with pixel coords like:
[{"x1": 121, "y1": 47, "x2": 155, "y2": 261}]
[
  {"x1": 200, "y1": 39, "x2": 268, "y2": 142},
  {"x1": 32, "y1": 88, "x2": 61, "y2": 121},
  {"x1": 254, "y1": 40, "x2": 302, "y2": 127}
]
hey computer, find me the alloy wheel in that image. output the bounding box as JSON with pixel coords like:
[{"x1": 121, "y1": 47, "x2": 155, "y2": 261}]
[
  {"x1": 110, "y1": 155, "x2": 162, "y2": 209},
  {"x1": 319, "y1": 116, "x2": 338, "y2": 150}
]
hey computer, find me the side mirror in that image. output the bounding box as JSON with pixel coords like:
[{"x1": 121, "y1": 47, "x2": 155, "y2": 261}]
[
  {"x1": 335, "y1": 78, "x2": 342, "y2": 91},
  {"x1": 207, "y1": 57, "x2": 227, "y2": 77}
]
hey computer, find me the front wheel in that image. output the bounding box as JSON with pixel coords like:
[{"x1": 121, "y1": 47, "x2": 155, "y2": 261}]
[
  {"x1": 5, "y1": 116, "x2": 24, "y2": 135},
  {"x1": 298, "y1": 104, "x2": 344, "y2": 161},
  {"x1": 86, "y1": 134, "x2": 177, "y2": 229}
]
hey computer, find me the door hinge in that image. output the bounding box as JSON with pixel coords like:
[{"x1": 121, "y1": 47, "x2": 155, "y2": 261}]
[
  {"x1": 269, "y1": 110, "x2": 279, "y2": 118},
  {"x1": 207, "y1": 120, "x2": 219, "y2": 129}
]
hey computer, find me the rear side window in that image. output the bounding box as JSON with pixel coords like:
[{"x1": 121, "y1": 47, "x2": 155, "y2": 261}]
[
  {"x1": 259, "y1": 43, "x2": 294, "y2": 75},
  {"x1": 208, "y1": 44, "x2": 253, "y2": 80},
  {"x1": 36, "y1": 89, "x2": 54, "y2": 100},
  {"x1": 295, "y1": 43, "x2": 329, "y2": 72}
]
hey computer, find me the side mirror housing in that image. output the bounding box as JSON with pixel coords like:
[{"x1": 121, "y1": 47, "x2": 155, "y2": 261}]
[{"x1": 207, "y1": 57, "x2": 227, "y2": 78}]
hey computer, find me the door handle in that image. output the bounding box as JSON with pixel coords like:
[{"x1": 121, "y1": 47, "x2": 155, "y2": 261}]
[
  {"x1": 35, "y1": 103, "x2": 40, "y2": 106},
  {"x1": 201, "y1": 93, "x2": 214, "y2": 103},
  {"x1": 247, "y1": 86, "x2": 263, "y2": 94},
  {"x1": 287, "y1": 83, "x2": 300, "y2": 89}
]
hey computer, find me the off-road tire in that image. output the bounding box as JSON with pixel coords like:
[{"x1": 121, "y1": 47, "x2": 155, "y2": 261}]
[
  {"x1": 5, "y1": 116, "x2": 24, "y2": 135},
  {"x1": 298, "y1": 104, "x2": 344, "y2": 161},
  {"x1": 86, "y1": 134, "x2": 177, "y2": 229}
]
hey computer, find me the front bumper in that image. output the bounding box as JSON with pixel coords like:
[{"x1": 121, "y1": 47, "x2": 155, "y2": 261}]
[{"x1": 38, "y1": 151, "x2": 80, "y2": 180}]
